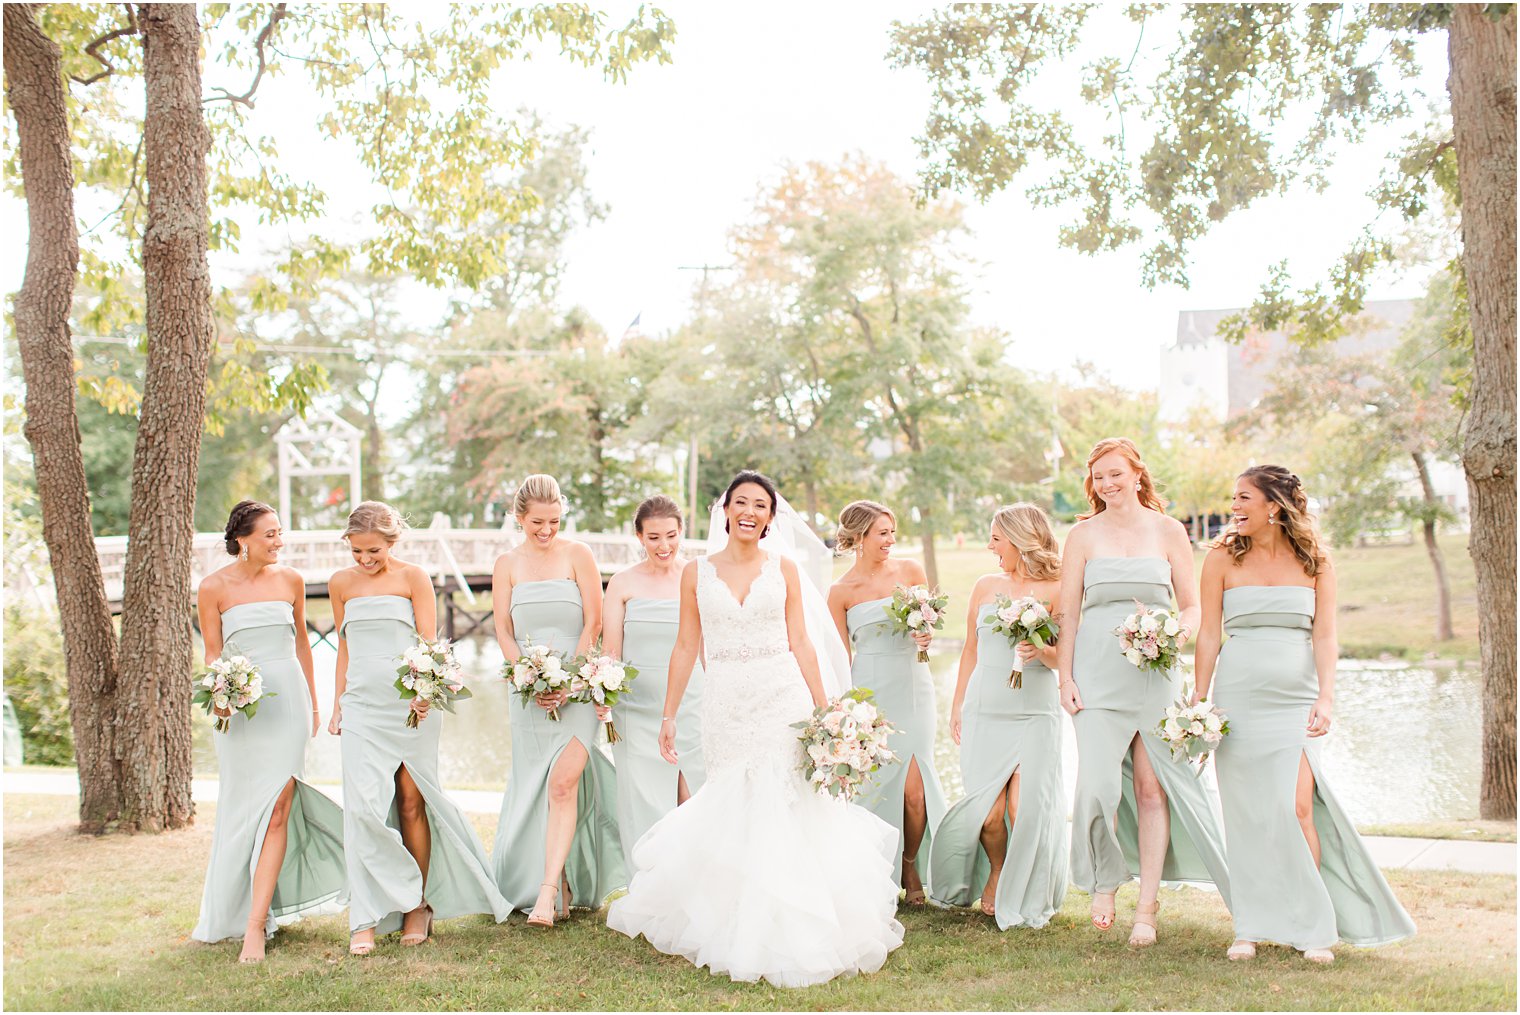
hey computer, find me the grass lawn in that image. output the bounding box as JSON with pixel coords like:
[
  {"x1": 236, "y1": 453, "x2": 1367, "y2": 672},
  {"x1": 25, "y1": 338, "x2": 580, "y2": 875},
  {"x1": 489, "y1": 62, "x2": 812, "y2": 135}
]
[
  {"x1": 4, "y1": 793, "x2": 1513, "y2": 1012},
  {"x1": 866, "y1": 531, "x2": 1477, "y2": 663},
  {"x1": 1357, "y1": 821, "x2": 1517, "y2": 844}
]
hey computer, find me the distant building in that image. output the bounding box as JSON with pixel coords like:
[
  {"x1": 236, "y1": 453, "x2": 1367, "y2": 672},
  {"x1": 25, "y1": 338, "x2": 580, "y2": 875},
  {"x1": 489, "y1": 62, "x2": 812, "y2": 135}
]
[
  {"x1": 1159, "y1": 299, "x2": 1417, "y2": 423},
  {"x1": 1159, "y1": 298, "x2": 1469, "y2": 531}
]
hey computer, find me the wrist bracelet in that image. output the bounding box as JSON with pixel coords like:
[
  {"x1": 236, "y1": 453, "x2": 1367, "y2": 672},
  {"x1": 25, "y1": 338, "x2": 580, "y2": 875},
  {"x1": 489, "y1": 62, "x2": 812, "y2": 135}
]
[{"x1": 661, "y1": 716, "x2": 674, "y2": 722}]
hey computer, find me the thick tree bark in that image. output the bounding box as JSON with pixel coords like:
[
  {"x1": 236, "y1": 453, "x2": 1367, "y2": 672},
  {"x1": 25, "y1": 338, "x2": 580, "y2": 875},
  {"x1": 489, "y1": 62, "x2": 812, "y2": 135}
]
[
  {"x1": 4, "y1": 4, "x2": 127, "y2": 833},
  {"x1": 113, "y1": 3, "x2": 213, "y2": 832},
  {"x1": 1449, "y1": 5, "x2": 1517, "y2": 821},
  {"x1": 1411, "y1": 451, "x2": 1455, "y2": 642}
]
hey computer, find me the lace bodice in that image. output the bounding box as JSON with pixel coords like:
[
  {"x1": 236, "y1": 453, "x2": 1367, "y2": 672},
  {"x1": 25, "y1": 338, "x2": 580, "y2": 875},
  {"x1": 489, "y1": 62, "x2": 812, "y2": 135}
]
[
  {"x1": 695, "y1": 553, "x2": 813, "y2": 786},
  {"x1": 697, "y1": 553, "x2": 791, "y2": 663}
]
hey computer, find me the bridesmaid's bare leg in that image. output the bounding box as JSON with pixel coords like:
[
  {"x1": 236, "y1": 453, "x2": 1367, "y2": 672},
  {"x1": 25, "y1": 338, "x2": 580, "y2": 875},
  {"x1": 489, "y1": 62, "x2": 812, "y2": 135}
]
[
  {"x1": 532, "y1": 738, "x2": 589, "y2": 923},
  {"x1": 1129, "y1": 736, "x2": 1169, "y2": 945},
  {"x1": 239, "y1": 778, "x2": 297, "y2": 963},
  {"x1": 978, "y1": 782, "x2": 1010, "y2": 913},
  {"x1": 395, "y1": 766, "x2": 432, "y2": 937},
  {"x1": 901, "y1": 758, "x2": 928, "y2": 902},
  {"x1": 1295, "y1": 753, "x2": 1321, "y2": 867}
]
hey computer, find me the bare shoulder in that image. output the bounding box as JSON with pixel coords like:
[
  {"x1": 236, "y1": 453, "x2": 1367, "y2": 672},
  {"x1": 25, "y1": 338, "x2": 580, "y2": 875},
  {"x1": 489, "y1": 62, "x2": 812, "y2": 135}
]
[
  {"x1": 1157, "y1": 512, "x2": 1191, "y2": 541},
  {"x1": 1202, "y1": 544, "x2": 1232, "y2": 572},
  {"x1": 565, "y1": 539, "x2": 598, "y2": 566},
  {"x1": 327, "y1": 567, "x2": 359, "y2": 594},
  {"x1": 1063, "y1": 517, "x2": 1095, "y2": 548},
  {"x1": 604, "y1": 567, "x2": 635, "y2": 599},
  {"x1": 776, "y1": 554, "x2": 801, "y2": 582},
  {"x1": 897, "y1": 557, "x2": 929, "y2": 586}
]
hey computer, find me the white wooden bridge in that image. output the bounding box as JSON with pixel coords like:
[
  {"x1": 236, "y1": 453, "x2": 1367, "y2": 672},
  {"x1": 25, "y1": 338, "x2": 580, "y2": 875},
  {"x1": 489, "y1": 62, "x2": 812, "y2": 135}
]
[{"x1": 92, "y1": 520, "x2": 711, "y2": 641}]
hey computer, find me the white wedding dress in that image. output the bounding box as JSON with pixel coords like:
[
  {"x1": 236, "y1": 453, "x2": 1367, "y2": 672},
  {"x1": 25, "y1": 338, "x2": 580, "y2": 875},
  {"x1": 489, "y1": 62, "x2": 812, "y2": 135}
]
[{"x1": 606, "y1": 552, "x2": 905, "y2": 988}]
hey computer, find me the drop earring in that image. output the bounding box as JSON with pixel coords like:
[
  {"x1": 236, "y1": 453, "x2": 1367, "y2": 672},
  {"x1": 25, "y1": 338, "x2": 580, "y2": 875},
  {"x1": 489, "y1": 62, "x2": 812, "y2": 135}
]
[
  {"x1": 240, "y1": 543, "x2": 249, "y2": 562},
  {"x1": 1135, "y1": 482, "x2": 1141, "y2": 491}
]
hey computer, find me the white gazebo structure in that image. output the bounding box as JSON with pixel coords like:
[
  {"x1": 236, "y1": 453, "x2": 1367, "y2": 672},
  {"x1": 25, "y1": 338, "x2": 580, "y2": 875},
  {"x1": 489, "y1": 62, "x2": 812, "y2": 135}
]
[{"x1": 275, "y1": 410, "x2": 363, "y2": 527}]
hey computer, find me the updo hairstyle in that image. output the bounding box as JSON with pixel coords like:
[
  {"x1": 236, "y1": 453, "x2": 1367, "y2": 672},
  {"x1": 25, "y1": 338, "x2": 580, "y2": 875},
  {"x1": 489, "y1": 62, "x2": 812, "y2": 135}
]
[
  {"x1": 1220, "y1": 465, "x2": 1327, "y2": 577},
  {"x1": 224, "y1": 500, "x2": 276, "y2": 555},
  {"x1": 834, "y1": 500, "x2": 894, "y2": 556},
  {"x1": 342, "y1": 500, "x2": 407, "y2": 544},
  {"x1": 634, "y1": 495, "x2": 684, "y2": 535},
  {"x1": 720, "y1": 470, "x2": 779, "y2": 538},
  {"x1": 514, "y1": 474, "x2": 564, "y2": 517}
]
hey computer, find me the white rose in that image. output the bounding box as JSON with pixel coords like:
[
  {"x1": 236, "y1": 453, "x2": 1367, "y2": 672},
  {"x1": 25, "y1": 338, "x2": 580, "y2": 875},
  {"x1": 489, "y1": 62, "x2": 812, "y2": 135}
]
[
  {"x1": 1163, "y1": 718, "x2": 1184, "y2": 739},
  {"x1": 1020, "y1": 607, "x2": 1040, "y2": 629},
  {"x1": 997, "y1": 606, "x2": 1019, "y2": 624},
  {"x1": 601, "y1": 667, "x2": 625, "y2": 692},
  {"x1": 1188, "y1": 720, "x2": 1205, "y2": 736},
  {"x1": 907, "y1": 612, "x2": 924, "y2": 629},
  {"x1": 1162, "y1": 616, "x2": 1181, "y2": 637},
  {"x1": 852, "y1": 701, "x2": 878, "y2": 724},
  {"x1": 1204, "y1": 712, "x2": 1223, "y2": 733},
  {"x1": 544, "y1": 655, "x2": 562, "y2": 674},
  {"x1": 414, "y1": 677, "x2": 435, "y2": 699},
  {"x1": 1139, "y1": 615, "x2": 1159, "y2": 635},
  {"x1": 1125, "y1": 648, "x2": 1143, "y2": 665},
  {"x1": 212, "y1": 693, "x2": 231, "y2": 712}
]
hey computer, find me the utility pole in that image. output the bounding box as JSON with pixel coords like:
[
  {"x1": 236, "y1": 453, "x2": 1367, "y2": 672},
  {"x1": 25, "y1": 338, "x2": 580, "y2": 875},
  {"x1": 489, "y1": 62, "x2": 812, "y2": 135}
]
[{"x1": 677, "y1": 263, "x2": 734, "y2": 537}]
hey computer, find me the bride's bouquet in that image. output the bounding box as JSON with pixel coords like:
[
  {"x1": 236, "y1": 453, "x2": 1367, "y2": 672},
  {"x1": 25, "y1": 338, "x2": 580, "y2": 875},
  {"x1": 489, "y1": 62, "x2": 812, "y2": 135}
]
[
  {"x1": 985, "y1": 594, "x2": 1060, "y2": 689},
  {"x1": 791, "y1": 688, "x2": 898, "y2": 801},
  {"x1": 567, "y1": 651, "x2": 638, "y2": 744},
  {"x1": 884, "y1": 584, "x2": 949, "y2": 662},
  {"x1": 505, "y1": 643, "x2": 572, "y2": 721},
  {"x1": 1115, "y1": 601, "x2": 1185, "y2": 673},
  {"x1": 394, "y1": 635, "x2": 472, "y2": 728},
  {"x1": 194, "y1": 651, "x2": 272, "y2": 733},
  {"x1": 1154, "y1": 697, "x2": 1230, "y2": 775}
]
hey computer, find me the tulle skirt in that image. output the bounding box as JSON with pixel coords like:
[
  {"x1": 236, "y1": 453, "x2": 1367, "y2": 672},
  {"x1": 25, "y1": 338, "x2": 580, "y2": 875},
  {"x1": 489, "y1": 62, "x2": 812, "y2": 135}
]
[{"x1": 606, "y1": 762, "x2": 905, "y2": 988}]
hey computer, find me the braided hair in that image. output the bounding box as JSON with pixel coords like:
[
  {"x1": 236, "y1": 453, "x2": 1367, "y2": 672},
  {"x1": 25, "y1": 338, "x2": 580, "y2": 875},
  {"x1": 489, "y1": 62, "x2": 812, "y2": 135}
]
[{"x1": 223, "y1": 500, "x2": 276, "y2": 555}]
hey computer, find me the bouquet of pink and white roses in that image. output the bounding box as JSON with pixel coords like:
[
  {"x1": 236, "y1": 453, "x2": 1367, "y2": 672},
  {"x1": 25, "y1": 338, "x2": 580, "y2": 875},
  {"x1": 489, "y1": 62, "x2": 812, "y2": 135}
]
[
  {"x1": 884, "y1": 584, "x2": 949, "y2": 662},
  {"x1": 790, "y1": 688, "x2": 898, "y2": 801},
  {"x1": 1115, "y1": 601, "x2": 1186, "y2": 673},
  {"x1": 567, "y1": 651, "x2": 638, "y2": 744},
  {"x1": 394, "y1": 635, "x2": 472, "y2": 728},
  {"x1": 985, "y1": 594, "x2": 1060, "y2": 689},
  {"x1": 1154, "y1": 698, "x2": 1230, "y2": 775},
  {"x1": 505, "y1": 643, "x2": 572, "y2": 721},
  {"x1": 194, "y1": 650, "x2": 272, "y2": 733}
]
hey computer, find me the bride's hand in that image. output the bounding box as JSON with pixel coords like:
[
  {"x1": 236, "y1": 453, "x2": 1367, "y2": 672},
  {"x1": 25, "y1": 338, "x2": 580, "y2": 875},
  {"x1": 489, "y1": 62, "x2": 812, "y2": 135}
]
[{"x1": 658, "y1": 717, "x2": 678, "y2": 764}]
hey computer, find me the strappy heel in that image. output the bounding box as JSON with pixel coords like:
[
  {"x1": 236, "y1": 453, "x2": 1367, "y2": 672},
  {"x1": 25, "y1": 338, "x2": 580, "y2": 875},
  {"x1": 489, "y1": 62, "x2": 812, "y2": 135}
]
[
  {"x1": 1090, "y1": 890, "x2": 1117, "y2": 931},
  {"x1": 902, "y1": 853, "x2": 926, "y2": 906},
  {"x1": 400, "y1": 903, "x2": 434, "y2": 947},
  {"x1": 526, "y1": 876, "x2": 569, "y2": 928},
  {"x1": 1227, "y1": 940, "x2": 1257, "y2": 961},
  {"x1": 1128, "y1": 899, "x2": 1159, "y2": 948},
  {"x1": 1303, "y1": 947, "x2": 1335, "y2": 964},
  {"x1": 348, "y1": 930, "x2": 376, "y2": 956}
]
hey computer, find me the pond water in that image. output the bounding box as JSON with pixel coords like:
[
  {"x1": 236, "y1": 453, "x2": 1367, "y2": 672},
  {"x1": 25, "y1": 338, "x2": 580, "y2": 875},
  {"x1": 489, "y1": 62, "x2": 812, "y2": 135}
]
[{"x1": 192, "y1": 636, "x2": 1482, "y2": 825}]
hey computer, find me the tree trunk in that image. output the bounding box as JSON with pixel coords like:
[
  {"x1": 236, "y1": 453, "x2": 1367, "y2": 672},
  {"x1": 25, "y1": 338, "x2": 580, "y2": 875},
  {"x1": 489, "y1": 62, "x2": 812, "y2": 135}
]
[
  {"x1": 113, "y1": 2, "x2": 213, "y2": 832},
  {"x1": 803, "y1": 478, "x2": 820, "y2": 539},
  {"x1": 4, "y1": 4, "x2": 126, "y2": 833},
  {"x1": 363, "y1": 402, "x2": 385, "y2": 501},
  {"x1": 1411, "y1": 451, "x2": 1455, "y2": 642},
  {"x1": 918, "y1": 504, "x2": 940, "y2": 588},
  {"x1": 1449, "y1": 5, "x2": 1517, "y2": 821}
]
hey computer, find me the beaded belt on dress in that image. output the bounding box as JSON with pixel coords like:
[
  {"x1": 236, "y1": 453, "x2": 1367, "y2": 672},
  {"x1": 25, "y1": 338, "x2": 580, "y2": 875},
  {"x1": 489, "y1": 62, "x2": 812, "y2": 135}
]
[{"x1": 706, "y1": 644, "x2": 788, "y2": 663}]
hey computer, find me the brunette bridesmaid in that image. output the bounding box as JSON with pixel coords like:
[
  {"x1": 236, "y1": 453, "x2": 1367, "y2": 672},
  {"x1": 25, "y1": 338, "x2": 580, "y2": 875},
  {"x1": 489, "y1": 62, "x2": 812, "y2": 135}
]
[
  {"x1": 192, "y1": 501, "x2": 345, "y2": 962},
  {"x1": 1196, "y1": 466, "x2": 1414, "y2": 963}
]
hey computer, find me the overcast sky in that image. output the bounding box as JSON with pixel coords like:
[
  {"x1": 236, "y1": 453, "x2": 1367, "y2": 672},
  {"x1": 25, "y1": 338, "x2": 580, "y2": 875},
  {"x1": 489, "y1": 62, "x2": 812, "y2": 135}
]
[{"x1": 3, "y1": 3, "x2": 1451, "y2": 396}]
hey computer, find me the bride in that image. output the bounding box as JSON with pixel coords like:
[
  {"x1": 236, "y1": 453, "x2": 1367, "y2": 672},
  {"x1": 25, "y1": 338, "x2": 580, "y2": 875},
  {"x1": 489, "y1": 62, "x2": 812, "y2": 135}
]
[{"x1": 606, "y1": 470, "x2": 905, "y2": 988}]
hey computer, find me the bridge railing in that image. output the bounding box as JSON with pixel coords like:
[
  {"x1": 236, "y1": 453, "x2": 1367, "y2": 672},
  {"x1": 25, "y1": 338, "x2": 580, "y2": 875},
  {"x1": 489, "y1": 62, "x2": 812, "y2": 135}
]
[{"x1": 93, "y1": 529, "x2": 711, "y2": 603}]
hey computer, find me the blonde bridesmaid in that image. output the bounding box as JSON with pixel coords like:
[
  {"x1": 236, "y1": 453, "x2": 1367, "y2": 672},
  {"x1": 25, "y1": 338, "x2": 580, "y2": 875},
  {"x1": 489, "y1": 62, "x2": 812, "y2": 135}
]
[
  {"x1": 1196, "y1": 465, "x2": 1414, "y2": 963},
  {"x1": 491, "y1": 475, "x2": 624, "y2": 926},
  {"x1": 826, "y1": 500, "x2": 947, "y2": 905},
  {"x1": 929, "y1": 504, "x2": 1067, "y2": 928},
  {"x1": 330, "y1": 502, "x2": 509, "y2": 954}
]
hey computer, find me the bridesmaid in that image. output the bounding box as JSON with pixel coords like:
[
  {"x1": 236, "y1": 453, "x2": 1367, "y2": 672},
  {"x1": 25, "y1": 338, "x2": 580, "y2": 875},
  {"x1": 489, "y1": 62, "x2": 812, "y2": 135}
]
[
  {"x1": 192, "y1": 501, "x2": 345, "y2": 962},
  {"x1": 929, "y1": 504, "x2": 1067, "y2": 928},
  {"x1": 603, "y1": 495, "x2": 706, "y2": 870},
  {"x1": 1057, "y1": 438, "x2": 1231, "y2": 946},
  {"x1": 1196, "y1": 465, "x2": 1415, "y2": 963},
  {"x1": 329, "y1": 501, "x2": 509, "y2": 955},
  {"x1": 826, "y1": 500, "x2": 947, "y2": 905},
  {"x1": 491, "y1": 474, "x2": 624, "y2": 926}
]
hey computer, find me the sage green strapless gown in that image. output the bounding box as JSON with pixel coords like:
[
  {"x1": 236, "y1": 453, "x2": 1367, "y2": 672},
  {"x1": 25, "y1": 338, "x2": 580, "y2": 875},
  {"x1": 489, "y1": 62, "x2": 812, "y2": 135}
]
[
  {"x1": 338, "y1": 595, "x2": 510, "y2": 934},
  {"x1": 1213, "y1": 586, "x2": 1415, "y2": 949},
  {"x1": 846, "y1": 597, "x2": 948, "y2": 888},
  {"x1": 927, "y1": 616, "x2": 1068, "y2": 928},
  {"x1": 1068, "y1": 558, "x2": 1231, "y2": 903},
  {"x1": 611, "y1": 597, "x2": 706, "y2": 870},
  {"x1": 192, "y1": 601, "x2": 346, "y2": 943},
  {"x1": 492, "y1": 580, "x2": 625, "y2": 911}
]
